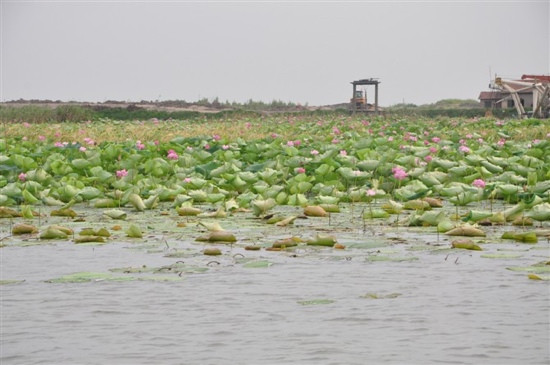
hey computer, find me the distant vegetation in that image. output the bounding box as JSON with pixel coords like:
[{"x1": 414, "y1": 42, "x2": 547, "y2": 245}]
[{"x1": 0, "y1": 98, "x2": 521, "y2": 123}]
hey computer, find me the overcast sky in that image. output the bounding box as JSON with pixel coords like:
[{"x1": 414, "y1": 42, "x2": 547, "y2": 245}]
[{"x1": 1, "y1": 0, "x2": 549, "y2": 106}]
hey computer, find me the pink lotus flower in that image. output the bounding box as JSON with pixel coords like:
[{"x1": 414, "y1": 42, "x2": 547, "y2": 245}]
[
  {"x1": 293, "y1": 140, "x2": 301, "y2": 146},
  {"x1": 154, "y1": 140, "x2": 160, "y2": 146},
  {"x1": 212, "y1": 134, "x2": 221, "y2": 141},
  {"x1": 55, "y1": 132, "x2": 61, "y2": 138},
  {"x1": 317, "y1": 121, "x2": 323, "y2": 126},
  {"x1": 340, "y1": 150, "x2": 347, "y2": 156},
  {"x1": 79, "y1": 146, "x2": 87, "y2": 152},
  {"x1": 310, "y1": 150, "x2": 319, "y2": 156},
  {"x1": 295, "y1": 167, "x2": 306, "y2": 174},
  {"x1": 331, "y1": 138, "x2": 340, "y2": 144},
  {"x1": 204, "y1": 144, "x2": 210, "y2": 150},
  {"x1": 167, "y1": 150, "x2": 179, "y2": 160},
  {"x1": 472, "y1": 179, "x2": 486, "y2": 188},
  {"x1": 186, "y1": 146, "x2": 193, "y2": 151},
  {"x1": 18, "y1": 172, "x2": 26, "y2": 182},
  {"x1": 366, "y1": 189, "x2": 376, "y2": 197},
  {"x1": 271, "y1": 133, "x2": 278, "y2": 138},
  {"x1": 424, "y1": 140, "x2": 430, "y2": 146},
  {"x1": 222, "y1": 145, "x2": 230, "y2": 150},
  {"x1": 245, "y1": 122, "x2": 251, "y2": 128},
  {"x1": 431, "y1": 137, "x2": 440, "y2": 143},
  {"x1": 38, "y1": 135, "x2": 46, "y2": 141},
  {"x1": 387, "y1": 136, "x2": 394, "y2": 142},
  {"x1": 54, "y1": 142, "x2": 64, "y2": 148},
  {"x1": 84, "y1": 137, "x2": 95, "y2": 145},
  {"x1": 392, "y1": 167, "x2": 408, "y2": 180},
  {"x1": 116, "y1": 169, "x2": 128, "y2": 178},
  {"x1": 136, "y1": 141, "x2": 145, "y2": 150},
  {"x1": 332, "y1": 127, "x2": 341, "y2": 135},
  {"x1": 459, "y1": 145, "x2": 471, "y2": 153},
  {"x1": 286, "y1": 141, "x2": 294, "y2": 147},
  {"x1": 424, "y1": 155, "x2": 433, "y2": 163},
  {"x1": 183, "y1": 177, "x2": 192, "y2": 183}
]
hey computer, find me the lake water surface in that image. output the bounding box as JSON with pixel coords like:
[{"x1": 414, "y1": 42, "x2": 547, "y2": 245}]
[{"x1": 1, "y1": 203, "x2": 549, "y2": 364}]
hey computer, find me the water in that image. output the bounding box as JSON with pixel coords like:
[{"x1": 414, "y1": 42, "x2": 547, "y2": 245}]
[{"x1": 1, "y1": 204, "x2": 549, "y2": 364}]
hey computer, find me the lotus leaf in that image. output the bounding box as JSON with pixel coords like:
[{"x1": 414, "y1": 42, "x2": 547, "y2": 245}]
[
  {"x1": 51, "y1": 208, "x2": 77, "y2": 218},
  {"x1": 125, "y1": 224, "x2": 143, "y2": 238},
  {"x1": 304, "y1": 205, "x2": 327, "y2": 217},
  {"x1": 93, "y1": 198, "x2": 118, "y2": 208},
  {"x1": 524, "y1": 203, "x2": 550, "y2": 222},
  {"x1": 198, "y1": 221, "x2": 225, "y2": 232},
  {"x1": 128, "y1": 193, "x2": 146, "y2": 211},
  {"x1": 103, "y1": 209, "x2": 127, "y2": 220},
  {"x1": 363, "y1": 209, "x2": 390, "y2": 219},
  {"x1": 403, "y1": 199, "x2": 431, "y2": 211},
  {"x1": 244, "y1": 260, "x2": 273, "y2": 268},
  {"x1": 40, "y1": 228, "x2": 68, "y2": 240},
  {"x1": 46, "y1": 272, "x2": 133, "y2": 283},
  {"x1": 275, "y1": 216, "x2": 297, "y2": 226},
  {"x1": 12, "y1": 223, "x2": 38, "y2": 235},
  {"x1": 445, "y1": 225, "x2": 485, "y2": 237},
  {"x1": 462, "y1": 210, "x2": 493, "y2": 223},
  {"x1": 297, "y1": 299, "x2": 335, "y2": 305},
  {"x1": 451, "y1": 239, "x2": 482, "y2": 251},
  {"x1": 203, "y1": 248, "x2": 222, "y2": 256},
  {"x1": 381, "y1": 200, "x2": 403, "y2": 214},
  {"x1": 196, "y1": 231, "x2": 236, "y2": 243},
  {"x1": 501, "y1": 231, "x2": 538, "y2": 243},
  {"x1": 74, "y1": 236, "x2": 106, "y2": 244},
  {"x1": 307, "y1": 234, "x2": 336, "y2": 247},
  {"x1": 0, "y1": 207, "x2": 21, "y2": 218}
]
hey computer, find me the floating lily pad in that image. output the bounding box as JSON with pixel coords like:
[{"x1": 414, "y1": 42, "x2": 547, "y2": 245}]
[
  {"x1": 361, "y1": 292, "x2": 402, "y2": 299},
  {"x1": 243, "y1": 260, "x2": 273, "y2": 268},
  {"x1": 297, "y1": 299, "x2": 335, "y2": 306}
]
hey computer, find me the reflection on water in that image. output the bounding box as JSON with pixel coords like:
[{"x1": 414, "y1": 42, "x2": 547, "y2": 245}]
[{"x1": 1, "y1": 203, "x2": 549, "y2": 364}]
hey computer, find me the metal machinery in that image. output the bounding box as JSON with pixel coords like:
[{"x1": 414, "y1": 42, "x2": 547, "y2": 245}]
[
  {"x1": 350, "y1": 78, "x2": 380, "y2": 114},
  {"x1": 491, "y1": 75, "x2": 550, "y2": 118}
]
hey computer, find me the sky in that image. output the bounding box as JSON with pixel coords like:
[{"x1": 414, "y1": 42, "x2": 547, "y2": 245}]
[{"x1": 1, "y1": 0, "x2": 549, "y2": 107}]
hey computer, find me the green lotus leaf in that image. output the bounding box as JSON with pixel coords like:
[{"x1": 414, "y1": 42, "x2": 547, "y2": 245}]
[
  {"x1": 432, "y1": 158, "x2": 458, "y2": 170},
  {"x1": 74, "y1": 236, "x2": 106, "y2": 244},
  {"x1": 20, "y1": 204, "x2": 35, "y2": 219},
  {"x1": 89, "y1": 166, "x2": 112, "y2": 182},
  {"x1": 451, "y1": 239, "x2": 482, "y2": 250},
  {"x1": 307, "y1": 234, "x2": 336, "y2": 247},
  {"x1": 143, "y1": 195, "x2": 159, "y2": 209},
  {"x1": 187, "y1": 190, "x2": 208, "y2": 202},
  {"x1": 103, "y1": 209, "x2": 127, "y2": 220},
  {"x1": 244, "y1": 260, "x2": 273, "y2": 268},
  {"x1": 363, "y1": 208, "x2": 390, "y2": 219},
  {"x1": 196, "y1": 230, "x2": 236, "y2": 243},
  {"x1": 419, "y1": 210, "x2": 446, "y2": 226},
  {"x1": 12, "y1": 223, "x2": 38, "y2": 235},
  {"x1": 40, "y1": 228, "x2": 68, "y2": 240},
  {"x1": 298, "y1": 299, "x2": 335, "y2": 306},
  {"x1": 381, "y1": 200, "x2": 404, "y2": 214},
  {"x1": 445, "y1": 224, "x2": 485, "y2": 237},
  {"x1": 71, "y1": 158, "x2": 91, "y2": 170},
  {"x1": 126, "y1": 224, "x2": 143, "y2": 238},
  {"x1": 403, "y1": 199, "x2": 431, "y2": 211},
  {"x1": 501, "y1": 231, "x2": 537, "y2": 243},
  {"x1": 93, "y1": 198, "x2": 118, "y2": 208},
  {"x1": 22, "y1": 189, "x2": 39, "y2": 204},
  {"x1": 480, "y1": 160, "x2": 504, "y2": 174},
  {"x1": 74, "y1": 187, "x2": 100, "y2": 202},
  {"x1": 206, "y1": 193, "x2": 226, "y2": 203},
  {"x1": 46, "y1": 272, "x2": 134, "y2": 283},
  {"x1": 51, "y1": 208, "x2": 77, "y2": 218},
  {"x1": 462, "y1": 210, "x2": 493, "y2": 222},
  {"x1": 251, "y1": 198, "x2": 276, "y2": 217},
  {"x1": 502, "y1": 203, "x2": 525, "y2": 221},
  {"x1": 524, "y1": 203, "x2": 550, "y2": 222}
]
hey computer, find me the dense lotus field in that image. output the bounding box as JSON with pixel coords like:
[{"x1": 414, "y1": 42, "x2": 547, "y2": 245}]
[{"x1": 1, "y1": 115, "x2": 549, "y2": 282}]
